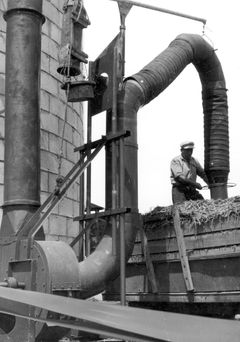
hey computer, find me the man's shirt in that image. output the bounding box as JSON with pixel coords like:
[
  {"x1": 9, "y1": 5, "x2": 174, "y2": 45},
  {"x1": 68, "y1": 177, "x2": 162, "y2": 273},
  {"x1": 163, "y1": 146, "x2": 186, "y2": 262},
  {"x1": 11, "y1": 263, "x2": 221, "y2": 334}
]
[{"x1": 170, "y1": 155, "x2": 206, "y2": 185}]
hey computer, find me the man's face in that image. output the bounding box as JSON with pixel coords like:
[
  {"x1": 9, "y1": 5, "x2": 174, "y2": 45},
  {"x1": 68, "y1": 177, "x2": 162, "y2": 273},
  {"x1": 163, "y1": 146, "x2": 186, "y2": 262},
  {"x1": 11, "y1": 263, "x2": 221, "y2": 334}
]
[{"x1": 181, "y1": 148, "x2": 193, "y2": 162}]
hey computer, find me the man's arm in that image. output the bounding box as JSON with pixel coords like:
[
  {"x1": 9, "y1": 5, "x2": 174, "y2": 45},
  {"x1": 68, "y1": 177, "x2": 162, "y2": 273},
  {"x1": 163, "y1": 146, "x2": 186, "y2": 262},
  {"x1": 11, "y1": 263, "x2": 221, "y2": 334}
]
[
  {"x1": 175, "y1": 175, "x2": 203, "y2": 189},
  {"x1": 171, "y1": 158, "x2": 202, "y2": 189}
]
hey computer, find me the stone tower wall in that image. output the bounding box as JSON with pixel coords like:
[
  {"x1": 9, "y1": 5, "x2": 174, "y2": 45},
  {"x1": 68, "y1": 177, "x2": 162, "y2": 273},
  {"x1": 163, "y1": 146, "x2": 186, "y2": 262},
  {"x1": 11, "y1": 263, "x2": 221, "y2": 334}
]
[{"x1": 0, "y1": 0, "x2": 84, "y2": 254}]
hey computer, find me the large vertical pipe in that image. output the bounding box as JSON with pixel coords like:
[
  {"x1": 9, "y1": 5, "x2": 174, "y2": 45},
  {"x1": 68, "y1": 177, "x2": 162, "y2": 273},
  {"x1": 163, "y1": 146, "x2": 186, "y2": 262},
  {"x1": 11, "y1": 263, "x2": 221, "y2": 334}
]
[{"x1": 0, "y1": 0, "x2": 44, "y2": 237}]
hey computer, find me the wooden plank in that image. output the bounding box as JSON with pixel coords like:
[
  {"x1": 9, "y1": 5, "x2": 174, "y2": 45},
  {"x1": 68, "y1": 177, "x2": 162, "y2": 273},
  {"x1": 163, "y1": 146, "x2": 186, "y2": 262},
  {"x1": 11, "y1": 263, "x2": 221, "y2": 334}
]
[
  {"x1": 140, "y1": 215, "x2": 240, "y2": 242},
  {"x1": 139, "y1": 222, "x2": 158, "y2": 294},
  {"x1": 132, "y1": 228, "x2": 240, "y2": 255},
  {"x1": 105, "y1": 291, "x2": 240, "y2": 304},
  {"x1": 129, "y1": 246, "x2": 240, "y2": 264},
  {"x1": 172, "y1": 205, "x2": 194, "y2": 292},
  {"x1": 126, "y1": 256, "x2": 240, "y2": 293}
]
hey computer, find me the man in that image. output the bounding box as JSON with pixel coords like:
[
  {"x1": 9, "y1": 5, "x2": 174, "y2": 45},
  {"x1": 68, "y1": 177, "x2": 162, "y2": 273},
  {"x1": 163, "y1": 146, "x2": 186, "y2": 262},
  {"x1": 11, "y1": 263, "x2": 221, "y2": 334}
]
[{"x1": 170, "y1": 141, "x2": 209, "y2": 204}]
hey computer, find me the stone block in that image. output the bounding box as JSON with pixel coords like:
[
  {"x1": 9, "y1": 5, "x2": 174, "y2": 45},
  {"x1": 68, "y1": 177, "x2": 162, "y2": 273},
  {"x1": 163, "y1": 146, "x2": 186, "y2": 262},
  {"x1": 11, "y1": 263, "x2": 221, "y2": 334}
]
[
  {"x1": 0, "y1": 161, "x2": 3, "y2": 184},
  {"x1": 0, "y1": 15, "x2": 6, "y2": 33},
  {"x1": 49, "y1": 57, "x2": 61, "y2": 81},
  {"x1": 0, "y1": 138, "x2": 4, "y2": 161},
  {"x1": 41, "y1": 71, "x2": 59, "y2": 96},
  {"x1": 67, "y1": 182, "x2": 79, "y2": 202},
  {"x1": 51, "y1": 0, "x2": 62, "y2": 11},
  {"x1": 48, "y1": 172, "x2": 57, "y2": 192},
  {"x1": 42, "y1": 17, "x2": 51, "y2": 37},
  {"x1": 0, "y1": 94, "x2": 4, "y2": 110},
  {"x1": 50, "y1": 95, "x2": 66, "y2": 120},
  {"x1": 73, "y1": 199, "x2": 80, "y2": 216},
  {"x1": 67, "y1": 106, "x2": 78, "y2": 128},
  {"x1": 0, "y1": 184, "x2": 4, "y2": 206},
  {"x1": 41, "y1": 34, "x2": 59, "y2": 60},
  {"x1": 73, "y1": 102, "x2": 82, "y2": 113},
  {"x1": 43, "y1": 0, "x2": 61, "y2": 28},
  {"x1": 0, "y1": 116, "x2": 4, "y2": 139},
  {"x1": 40, "y1": 90, "x2": 50, "y2": 112},
  {"x1": 41, "y1": 150, "x2": 59, "y2": 173},
  {"x1": 41, "y1": 111, "x2": 59, "y2": 135},
  {"x1": 73, "y1": 129, "x2": 82, "y2": 147},
  {"x1": 59, "y1": 158, "x2": 74, "y2": 177},
  {"x1": 41, "y1": 52, "x2": 50, "y2": 73},
  {"x1": 41, "y1": 171, "x2": 49, "y2": 192},
  {"x1": 49, "y1": 214, "x2": 67, "y2": 236},
  {"x1": 0, "y1": 33, "x2": 6, "y2": 53},
  {"x1": 58, "y1": 120, "x2": 73, "y2": 144},
  {"x1": 0, "y1": 52, "x2": 5, "y2": 74},
  {"x1": 40, "y1": 129, "x2": 49, "y2": 150},
  {"x1": 66, "y1": 141, "x2": 75, "y2": 161},
  {"x1": 50, "y1": 22, "x2": 61, "y2": 44},
  {"x1": 49, "y1": 132, "x2": 61, "y2": 155},
  {"x1": 0, "y1": 74, "x2": 5, "y2": 96},
  {"x1": 58, "y1": 196, "x2": 74, "y2": 217},
  {"x1": 67, "y1": 218, "x2": 79, "y2": 238}
]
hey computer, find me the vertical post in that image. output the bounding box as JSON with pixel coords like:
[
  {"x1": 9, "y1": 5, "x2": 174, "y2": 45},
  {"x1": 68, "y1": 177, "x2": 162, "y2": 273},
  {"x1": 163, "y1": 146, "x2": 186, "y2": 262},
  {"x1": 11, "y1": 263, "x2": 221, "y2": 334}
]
[
  {"x1": 117, "y1": 3, "x2": 132, "y2": 306},
  {"x1": 86, "y1": 102, "x2": 92, "y2": 257},
  {"x1": 79, "y1": 151, "x2": 85, "y2": 261},
  {"x1": 85, "y1": 62, "x2": 94, "y2": 257},
  {"x1": 119, "y1": 138, "x2": 126, "y2": 305}
]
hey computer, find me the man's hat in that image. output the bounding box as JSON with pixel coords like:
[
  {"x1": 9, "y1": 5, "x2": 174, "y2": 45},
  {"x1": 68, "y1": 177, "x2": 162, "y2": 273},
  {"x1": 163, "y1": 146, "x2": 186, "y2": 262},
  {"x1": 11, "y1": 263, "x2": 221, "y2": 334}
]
[{"x1": 180, "y1": 141, "x2": 194, "y2": 149}]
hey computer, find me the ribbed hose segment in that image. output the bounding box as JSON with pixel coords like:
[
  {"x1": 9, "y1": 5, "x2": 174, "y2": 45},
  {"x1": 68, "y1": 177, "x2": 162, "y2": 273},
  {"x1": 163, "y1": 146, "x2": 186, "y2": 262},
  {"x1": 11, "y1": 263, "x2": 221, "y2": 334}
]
[
  {"x1": 203, "y1": 88, "x2": 229, "y2": 183},
  {"x1": 128, "y1": 38, "x2": 193, "y2": 104},
  {"x1": 128, "y1": 33, "x2": 229, "y2": 187}
]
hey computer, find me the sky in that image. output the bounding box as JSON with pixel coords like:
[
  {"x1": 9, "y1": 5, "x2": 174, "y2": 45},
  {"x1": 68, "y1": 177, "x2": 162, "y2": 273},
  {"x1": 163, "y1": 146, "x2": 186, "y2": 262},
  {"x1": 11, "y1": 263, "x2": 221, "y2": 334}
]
[{"x1": 83, "y1": 0, "x2": 240, "y2": 213}]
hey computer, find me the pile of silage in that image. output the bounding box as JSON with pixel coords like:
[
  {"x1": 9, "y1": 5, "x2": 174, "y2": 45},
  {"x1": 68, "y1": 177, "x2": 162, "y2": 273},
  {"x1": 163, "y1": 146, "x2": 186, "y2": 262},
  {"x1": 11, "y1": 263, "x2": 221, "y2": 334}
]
[{"x1": 143, "y1": 196, "x2": 240, "y2": 227}]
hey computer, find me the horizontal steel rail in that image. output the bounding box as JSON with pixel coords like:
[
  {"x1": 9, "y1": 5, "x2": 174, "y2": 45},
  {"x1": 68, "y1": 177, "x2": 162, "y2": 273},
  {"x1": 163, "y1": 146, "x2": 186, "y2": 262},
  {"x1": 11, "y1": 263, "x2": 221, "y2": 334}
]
[{"x1": 109, "y1": 0, "x2": 207, "y2": 24}]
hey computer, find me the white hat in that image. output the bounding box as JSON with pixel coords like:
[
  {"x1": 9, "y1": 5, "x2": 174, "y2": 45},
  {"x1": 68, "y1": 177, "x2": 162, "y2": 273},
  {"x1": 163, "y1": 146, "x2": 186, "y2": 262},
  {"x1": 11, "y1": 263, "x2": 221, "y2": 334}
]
[{"x1": 180, "y1": 141, "x2": 194, "y2": 149}]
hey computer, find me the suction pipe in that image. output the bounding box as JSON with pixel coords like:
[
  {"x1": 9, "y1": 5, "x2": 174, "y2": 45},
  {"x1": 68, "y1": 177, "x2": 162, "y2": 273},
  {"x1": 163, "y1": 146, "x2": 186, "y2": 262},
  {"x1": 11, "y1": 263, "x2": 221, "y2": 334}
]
[
  {"x1": 77, "y1": 33, "x2": 229, "y2": 297},
  {"x1": 0, "y1": 0, "x2": 45, "y2": 238}
]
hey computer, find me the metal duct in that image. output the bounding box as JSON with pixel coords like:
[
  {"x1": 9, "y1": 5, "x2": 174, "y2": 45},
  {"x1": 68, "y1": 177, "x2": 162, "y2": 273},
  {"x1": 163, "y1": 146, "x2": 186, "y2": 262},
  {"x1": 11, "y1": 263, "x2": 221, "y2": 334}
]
[
  {"x1": 77, "y1": 82, "x2": 144, "y2": 298},
  {"x1": 0, "y1": 0, "x2": 45, "y2": 237},
  {"x1": 77, "y1": 33, "x2": 229, "y2": 296},
  {"x1": 128, "y1": 33, "x2": 229, "y2": 199}
]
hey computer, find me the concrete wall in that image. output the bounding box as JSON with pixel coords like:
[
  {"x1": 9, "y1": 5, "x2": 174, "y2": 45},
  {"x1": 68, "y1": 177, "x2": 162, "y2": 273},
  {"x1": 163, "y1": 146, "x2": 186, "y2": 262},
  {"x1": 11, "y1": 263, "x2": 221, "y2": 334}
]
[{"x1": 0, "y1": 0, "x2": 84, "y2": 254}]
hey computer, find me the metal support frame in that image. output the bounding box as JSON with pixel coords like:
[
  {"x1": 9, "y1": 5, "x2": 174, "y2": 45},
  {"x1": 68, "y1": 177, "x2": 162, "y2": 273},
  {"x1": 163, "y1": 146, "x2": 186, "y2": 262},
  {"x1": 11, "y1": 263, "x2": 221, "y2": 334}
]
[
  {"x1": 82, "y1": 6, "x2": 130, "y2": 305},
  {"x1": 109, "y1": 0, "x2": 207, "y2": 24},
  {"x1": 16, "y1": 132, "x2": 129, "y2": 254}
]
